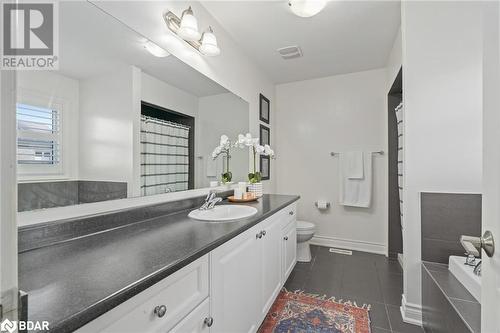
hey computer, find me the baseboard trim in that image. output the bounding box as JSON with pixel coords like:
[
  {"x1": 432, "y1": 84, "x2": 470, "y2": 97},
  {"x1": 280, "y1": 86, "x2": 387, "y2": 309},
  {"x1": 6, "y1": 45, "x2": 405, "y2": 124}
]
[
  {"x1": 400, "y1": 294, "x2": 423, "y2": 326},
  {"x1": 310, "y1": 235, "x2": 386, "y2": 255}
]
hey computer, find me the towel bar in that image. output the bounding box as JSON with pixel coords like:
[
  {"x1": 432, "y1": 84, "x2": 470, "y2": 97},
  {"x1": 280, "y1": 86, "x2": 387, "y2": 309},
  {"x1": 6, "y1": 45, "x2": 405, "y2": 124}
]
[{"x1": 330, "y1": 150, "x2": 384, "y2": 157}]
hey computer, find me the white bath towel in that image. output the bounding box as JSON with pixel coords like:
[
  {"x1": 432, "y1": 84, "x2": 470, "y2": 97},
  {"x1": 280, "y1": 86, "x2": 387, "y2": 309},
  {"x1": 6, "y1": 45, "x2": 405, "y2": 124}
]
[
  {"x1": 346, "y1": 151, "x2": 364, "y2": 179},
  {"x1": 339, "y1": 152, "x2": 372, "y2": 208}
]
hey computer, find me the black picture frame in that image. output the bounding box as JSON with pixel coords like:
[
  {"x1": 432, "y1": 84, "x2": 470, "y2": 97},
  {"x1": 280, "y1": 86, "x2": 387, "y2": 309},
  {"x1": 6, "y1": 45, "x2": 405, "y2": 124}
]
[
  {"x1": 259, "y1": 93, "x2": 270, "y2": 124},
  {"x1": 259, "y1": 124, "x2": 270, "y2": 146},
  {"x1": 260, "y1": 155, "x2": 270, "y2": 180}
]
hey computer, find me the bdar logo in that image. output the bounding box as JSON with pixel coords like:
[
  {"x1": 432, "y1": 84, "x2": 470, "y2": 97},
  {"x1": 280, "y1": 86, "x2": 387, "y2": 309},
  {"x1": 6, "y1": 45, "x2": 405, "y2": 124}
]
[{"x1": 0, "y1": 318, "x2": 17, "y2": 333}]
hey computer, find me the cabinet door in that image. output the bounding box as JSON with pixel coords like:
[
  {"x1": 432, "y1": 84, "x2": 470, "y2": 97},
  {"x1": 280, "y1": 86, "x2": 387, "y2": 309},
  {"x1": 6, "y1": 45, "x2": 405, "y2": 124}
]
[
  {"x1": 210, "y1": 227, "x2": 262, "y2": 333},
  {"x1": 169, "y1": 298, "x2": 210, "y2": 333},
  {"x1": 260, "y1": 217, "x2": 283, "y2": 318},
  {"x1": 282, "y1": 220, "x2": 297, "y2": 284}
]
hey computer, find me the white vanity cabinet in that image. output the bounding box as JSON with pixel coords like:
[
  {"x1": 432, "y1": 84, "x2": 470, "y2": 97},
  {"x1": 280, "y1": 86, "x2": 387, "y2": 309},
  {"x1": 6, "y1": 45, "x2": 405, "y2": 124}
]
[
  {"x1": 282, "y1": 218, "x2": 297, "y2": 282},
  {"x1": 210, "y1": 203, "x2": 297, "y2": 333}
]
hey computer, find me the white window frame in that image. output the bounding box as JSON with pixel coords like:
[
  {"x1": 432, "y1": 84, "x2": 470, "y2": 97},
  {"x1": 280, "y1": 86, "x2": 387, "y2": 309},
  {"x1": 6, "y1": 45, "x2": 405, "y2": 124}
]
[{"x1": 17, "y1": 89, "x2": 70, "y2": 182}]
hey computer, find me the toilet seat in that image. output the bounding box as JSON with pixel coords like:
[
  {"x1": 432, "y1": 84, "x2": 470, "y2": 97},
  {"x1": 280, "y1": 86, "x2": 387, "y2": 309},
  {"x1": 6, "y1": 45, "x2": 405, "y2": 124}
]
[{"x1": 297, "y1": 221, "x2": 315, "y2": 232}]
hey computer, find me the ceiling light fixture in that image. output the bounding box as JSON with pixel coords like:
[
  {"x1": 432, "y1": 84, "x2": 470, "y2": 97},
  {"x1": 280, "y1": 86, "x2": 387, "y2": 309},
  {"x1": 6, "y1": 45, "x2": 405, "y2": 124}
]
[
  {"x1": 144, "y1": 40, "x2": 170, "y2": 58},
  {"x1": 163, "y1": 7, "x2": 221, "y2": 57},
  {"x1": 288, "y1": 0, "x2": 327, "y2": 18}
]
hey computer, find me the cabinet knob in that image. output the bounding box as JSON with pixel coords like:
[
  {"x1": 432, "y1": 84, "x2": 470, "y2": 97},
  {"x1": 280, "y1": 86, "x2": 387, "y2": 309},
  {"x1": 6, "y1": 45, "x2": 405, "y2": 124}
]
[
  {"x1": 204, "y1": 317, "x2": 214, "y2": 327},
  {"x1": 284, "y1": 236, "x2": 288, "y2": 241},
  {"x1": 289, "y1": 211, "x2": 294, "y2": 215},
  {"x1": 153, "y1": 305, "x2": 167, "y2": 318},
  {"x1": 256, "y1": 231, "x2": 263, "y2": 239},
  {"x1": 262, "y1": 230, "x2": 267, "y2": 236}
]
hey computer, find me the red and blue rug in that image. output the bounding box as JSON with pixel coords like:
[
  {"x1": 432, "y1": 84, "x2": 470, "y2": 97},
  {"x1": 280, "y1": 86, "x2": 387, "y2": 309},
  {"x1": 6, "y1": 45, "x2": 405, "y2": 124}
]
[{"x1": 259, "y1": 289, "x2": 371, "y2": 333}]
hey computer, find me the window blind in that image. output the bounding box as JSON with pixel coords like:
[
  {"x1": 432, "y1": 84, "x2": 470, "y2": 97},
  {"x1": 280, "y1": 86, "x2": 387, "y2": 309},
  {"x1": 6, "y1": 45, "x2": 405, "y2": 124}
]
[{"x1": 16, "y1": 103, "x2": 60, "y2": 165}]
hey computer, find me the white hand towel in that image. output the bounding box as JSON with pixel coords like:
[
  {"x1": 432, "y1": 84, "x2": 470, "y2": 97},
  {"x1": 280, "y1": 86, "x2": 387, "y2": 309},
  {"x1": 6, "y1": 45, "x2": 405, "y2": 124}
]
[
  {"x1": 346, "y1": 151, "x2": 364, "y2": 179},
  {"x1": 339, "y1": 152, "x2": 372, "y2": 208}
]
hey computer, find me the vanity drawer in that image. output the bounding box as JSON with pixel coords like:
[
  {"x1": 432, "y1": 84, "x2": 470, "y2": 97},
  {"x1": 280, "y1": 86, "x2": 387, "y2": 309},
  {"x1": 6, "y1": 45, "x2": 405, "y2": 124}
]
[
  {"x1": 276, "y1": 203, "x2": 297, "y2": 227},
  {"x1": 77, "y1": 255, "x2": 209, "y2": 333}
]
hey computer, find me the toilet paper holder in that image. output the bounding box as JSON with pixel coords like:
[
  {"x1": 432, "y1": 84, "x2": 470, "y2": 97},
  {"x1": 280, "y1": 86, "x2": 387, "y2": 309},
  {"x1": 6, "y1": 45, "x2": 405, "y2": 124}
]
[{"x1": 314, "y1": 201, "x2": 331, "y2": 208}]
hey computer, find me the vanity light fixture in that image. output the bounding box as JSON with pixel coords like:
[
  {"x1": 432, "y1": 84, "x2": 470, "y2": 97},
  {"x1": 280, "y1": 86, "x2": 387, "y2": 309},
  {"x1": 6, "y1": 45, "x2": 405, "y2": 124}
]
[
  {"x1": 163, "y1": 7, "x2": 221, "y2": 56},
  {"x1": 177, "y1": 6, "x2": 201, "y2": 41},
  {"x1": 144, "y1": 40, "x2": 170, "y2": 58},
  {"x1": 200, "y1": 27, "x2": 220, "y2": 56},
  {"x1": 288, "y1": 0, "x2": 327, "y2": 17}
]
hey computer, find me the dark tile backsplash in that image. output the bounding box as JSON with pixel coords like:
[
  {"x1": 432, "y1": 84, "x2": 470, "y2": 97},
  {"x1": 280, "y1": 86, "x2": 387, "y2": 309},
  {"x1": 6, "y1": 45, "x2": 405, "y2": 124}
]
[
  {"x1": 421, "y1": 192, "x2": 481, "y2": 263},
  {"x1": 18, "y1": 180, "x2": 128, "y2": 212}
]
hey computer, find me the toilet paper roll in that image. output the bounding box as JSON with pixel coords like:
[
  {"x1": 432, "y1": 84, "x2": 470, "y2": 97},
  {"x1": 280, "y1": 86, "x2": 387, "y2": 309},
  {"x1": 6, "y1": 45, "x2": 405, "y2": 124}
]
[{"x1": 316, "y1": 200, "x2": 329, "y2": 210}]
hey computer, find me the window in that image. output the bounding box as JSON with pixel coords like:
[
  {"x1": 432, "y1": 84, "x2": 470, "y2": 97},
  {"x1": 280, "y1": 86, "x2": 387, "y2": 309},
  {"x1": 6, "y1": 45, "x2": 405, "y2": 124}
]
[{"x1": 17, "y1": 103, "x2": 62, "y2": 175}]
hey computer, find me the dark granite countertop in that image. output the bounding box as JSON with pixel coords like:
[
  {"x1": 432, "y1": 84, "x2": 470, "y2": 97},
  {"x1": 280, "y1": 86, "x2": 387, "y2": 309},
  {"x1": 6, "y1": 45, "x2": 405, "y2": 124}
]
[
  {"x1": 422, "y1": 261, "x2": 481, "y2": 333},
  {"x1": 19, "y1": 194, "x2": 300, "y2": 333}
]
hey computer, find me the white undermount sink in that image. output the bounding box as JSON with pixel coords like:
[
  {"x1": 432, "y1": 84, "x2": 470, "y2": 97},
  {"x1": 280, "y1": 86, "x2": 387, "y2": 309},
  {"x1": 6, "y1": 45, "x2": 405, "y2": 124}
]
[{"x1": 188, "y1": 205, "x2": 258, "y2": 222}]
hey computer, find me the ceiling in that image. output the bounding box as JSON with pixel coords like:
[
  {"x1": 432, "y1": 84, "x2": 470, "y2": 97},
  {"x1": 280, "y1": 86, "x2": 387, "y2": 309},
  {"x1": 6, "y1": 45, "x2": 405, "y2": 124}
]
[
  {"x1": 58, "y1": 2, "x2": 227, "y2": 97},
  {"x1": 202, "y1": 1, "x2": 401, "y2": 83}
]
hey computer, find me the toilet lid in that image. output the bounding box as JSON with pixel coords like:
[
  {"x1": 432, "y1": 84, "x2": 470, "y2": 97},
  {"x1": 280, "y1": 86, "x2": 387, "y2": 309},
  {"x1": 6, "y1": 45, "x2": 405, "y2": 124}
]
[{"x1": 297, "y1": 221, "x2": 315, "y2": 231}]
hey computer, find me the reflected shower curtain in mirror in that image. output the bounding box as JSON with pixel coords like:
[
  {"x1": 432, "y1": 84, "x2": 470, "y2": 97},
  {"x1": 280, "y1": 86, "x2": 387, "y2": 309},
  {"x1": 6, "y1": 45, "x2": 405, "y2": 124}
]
[
  {"x1": 140, "y1": 115, "x2": 190, "y2": 196},
  {"x1": 395, "y1": 102, "x2": 404, "y2": 229}
]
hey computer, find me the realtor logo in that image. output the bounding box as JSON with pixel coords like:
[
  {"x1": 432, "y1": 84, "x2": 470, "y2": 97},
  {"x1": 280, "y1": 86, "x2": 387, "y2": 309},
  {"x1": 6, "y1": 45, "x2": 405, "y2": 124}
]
[
  {"x1": 0, "y1": 319, "x2": 16, "y2": 333},
  {"x1": 1, "y1": 1, "x2": 58, "y2": 69}
]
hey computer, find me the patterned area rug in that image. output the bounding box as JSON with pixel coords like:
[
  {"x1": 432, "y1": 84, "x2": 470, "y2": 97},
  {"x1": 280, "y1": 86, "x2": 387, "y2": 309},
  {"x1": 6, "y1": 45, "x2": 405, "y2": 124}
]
[{"x1": 259, "y1": 289, "x2": 371, "y2": 333}]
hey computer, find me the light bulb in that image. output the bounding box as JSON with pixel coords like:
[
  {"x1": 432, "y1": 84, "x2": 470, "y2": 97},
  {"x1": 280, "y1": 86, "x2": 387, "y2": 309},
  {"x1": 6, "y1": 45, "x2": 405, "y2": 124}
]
[
  {"x1": 200, "y1": 27, "x2": 220, "y2": 56},
  {"x1": 288, "y1": 0, "x2": 327, "y2": 18},
  {"x1": 178, "y1": 6, "x2": 201, "y2": 41}
]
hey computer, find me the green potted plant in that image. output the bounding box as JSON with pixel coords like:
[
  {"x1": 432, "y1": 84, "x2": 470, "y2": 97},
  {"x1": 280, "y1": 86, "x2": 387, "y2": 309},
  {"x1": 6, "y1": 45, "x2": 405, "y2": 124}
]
[{"x1": 212, "y1": 135, "x2": 232, "y2": 184}]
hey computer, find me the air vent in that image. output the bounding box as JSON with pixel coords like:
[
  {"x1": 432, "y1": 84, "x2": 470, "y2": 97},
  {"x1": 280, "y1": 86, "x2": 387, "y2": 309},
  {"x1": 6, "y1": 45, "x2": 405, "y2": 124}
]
[{"x1": 277, "y1": 45, "x2": 303, "y2": 60}]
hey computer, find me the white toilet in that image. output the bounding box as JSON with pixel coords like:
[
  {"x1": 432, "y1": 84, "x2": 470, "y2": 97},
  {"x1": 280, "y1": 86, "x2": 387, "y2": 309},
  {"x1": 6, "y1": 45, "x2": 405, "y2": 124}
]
[{"x1": 296, "y1": 221, "x2": 316, "y2": 262}]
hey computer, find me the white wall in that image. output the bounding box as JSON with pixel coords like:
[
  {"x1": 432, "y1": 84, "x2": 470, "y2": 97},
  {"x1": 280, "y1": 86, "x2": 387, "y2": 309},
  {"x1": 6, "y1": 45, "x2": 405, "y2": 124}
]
[
  {"x1": 276, "y1": 69, "x2": 388, "y2": 254},
  {"x1": 401, "y1": 1, "x2": 483, "y2": 324},
  {"x1": 141, "y1": 72, "x2": 199, "y2": 118},
  {"x1": 197, "y1": 93, "x2": 249, "y2": 188},
  {"x1": 16, "y1": 71, "x2": 80, "y2": 181},
  {"x1": 79, "y1": 66, "x2": 140, "y2": 197},
  {"x1": 91, "y1": 1, "x2": 277, "y2": 193},
  {"x1": 386, "y1": 27, "x2": 402, "y2": 92}
]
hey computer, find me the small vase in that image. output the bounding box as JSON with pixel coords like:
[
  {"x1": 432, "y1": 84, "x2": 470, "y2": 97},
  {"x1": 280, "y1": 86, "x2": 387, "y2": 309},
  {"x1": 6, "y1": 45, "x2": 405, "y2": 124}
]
[{"x1": 248, "y1": 182, "x2": 263, "y2": 198}]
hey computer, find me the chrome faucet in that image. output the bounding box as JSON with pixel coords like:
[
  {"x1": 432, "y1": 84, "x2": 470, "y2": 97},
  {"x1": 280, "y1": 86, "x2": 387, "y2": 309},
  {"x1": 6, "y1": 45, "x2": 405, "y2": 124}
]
[
  {"x1": 199, "y1": 191, "x2": 222, "y2": 210},
  {"x1": 473, "y1": 261, "x2": 482, "y2": 276}
]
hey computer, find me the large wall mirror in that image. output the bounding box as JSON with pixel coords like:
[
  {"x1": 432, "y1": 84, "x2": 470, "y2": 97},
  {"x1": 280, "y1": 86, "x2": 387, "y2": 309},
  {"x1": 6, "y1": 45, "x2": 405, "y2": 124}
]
[{"x1": 17, "y1": 2, "x2": 249, "y2": 212}]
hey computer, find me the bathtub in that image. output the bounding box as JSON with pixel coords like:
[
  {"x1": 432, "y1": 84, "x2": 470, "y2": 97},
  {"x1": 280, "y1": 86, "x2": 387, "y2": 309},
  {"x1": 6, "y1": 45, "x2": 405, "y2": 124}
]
[{"x1": 448, "y1": 256, "x2": 481, "y2": 303}]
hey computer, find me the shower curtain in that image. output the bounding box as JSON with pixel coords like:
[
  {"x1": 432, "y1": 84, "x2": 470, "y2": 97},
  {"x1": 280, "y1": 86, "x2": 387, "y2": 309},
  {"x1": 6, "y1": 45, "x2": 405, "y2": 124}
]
[
  {"x1": 395, "y1": 102, "x2": 404, "y2": 229},
  {"x1": 140, "y1": 115, "x2": 190, "y2": 196}
]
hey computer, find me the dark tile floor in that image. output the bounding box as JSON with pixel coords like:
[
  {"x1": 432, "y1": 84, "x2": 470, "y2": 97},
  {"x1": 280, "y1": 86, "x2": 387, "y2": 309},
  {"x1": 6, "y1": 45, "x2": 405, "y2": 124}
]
[{"x1": 284, "y1": 245, "x2": 423, "y2": 333}]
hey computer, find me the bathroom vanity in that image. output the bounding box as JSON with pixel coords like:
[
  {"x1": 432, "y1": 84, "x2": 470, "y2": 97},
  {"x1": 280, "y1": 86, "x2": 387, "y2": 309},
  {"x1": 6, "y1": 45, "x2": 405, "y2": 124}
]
[{"x1": 18, "y1": 194, "x2": 299, "y2": 333}]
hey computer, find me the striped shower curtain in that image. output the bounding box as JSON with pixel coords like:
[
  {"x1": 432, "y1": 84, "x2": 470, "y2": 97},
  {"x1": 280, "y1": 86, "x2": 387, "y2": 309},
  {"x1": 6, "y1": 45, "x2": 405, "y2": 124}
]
[
  {"x1": 140, "y1": 115, "x2": 190, "y2": 196},
  {"x1": 395, "y1": 102, "x2": 404, "y2": 229}
]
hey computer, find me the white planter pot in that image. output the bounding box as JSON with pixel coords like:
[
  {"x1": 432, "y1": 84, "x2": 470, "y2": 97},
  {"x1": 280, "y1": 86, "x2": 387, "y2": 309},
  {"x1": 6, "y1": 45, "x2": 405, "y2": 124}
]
[{"x1": 248, "y1": 182, "x2": 263, "y2": 198}]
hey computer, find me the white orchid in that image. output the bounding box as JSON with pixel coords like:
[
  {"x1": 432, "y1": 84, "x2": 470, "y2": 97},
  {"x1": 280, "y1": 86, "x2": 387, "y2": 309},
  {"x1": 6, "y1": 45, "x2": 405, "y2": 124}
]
[
  {"x1": 234, "y1": 133, "x2": 276, "y2": 183},
  {"x1": 212, "y1": 135, "x2": 230, "y2": 160},
  {"x1": 235, "y1": 133, "x2": 258, "y2": 148},
  {"x1": 212, "y1": 135, "x2": 233, "y2": 183},
  {"x1": 264, "y1": 144, "x2": 275, "y2": 158}
]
